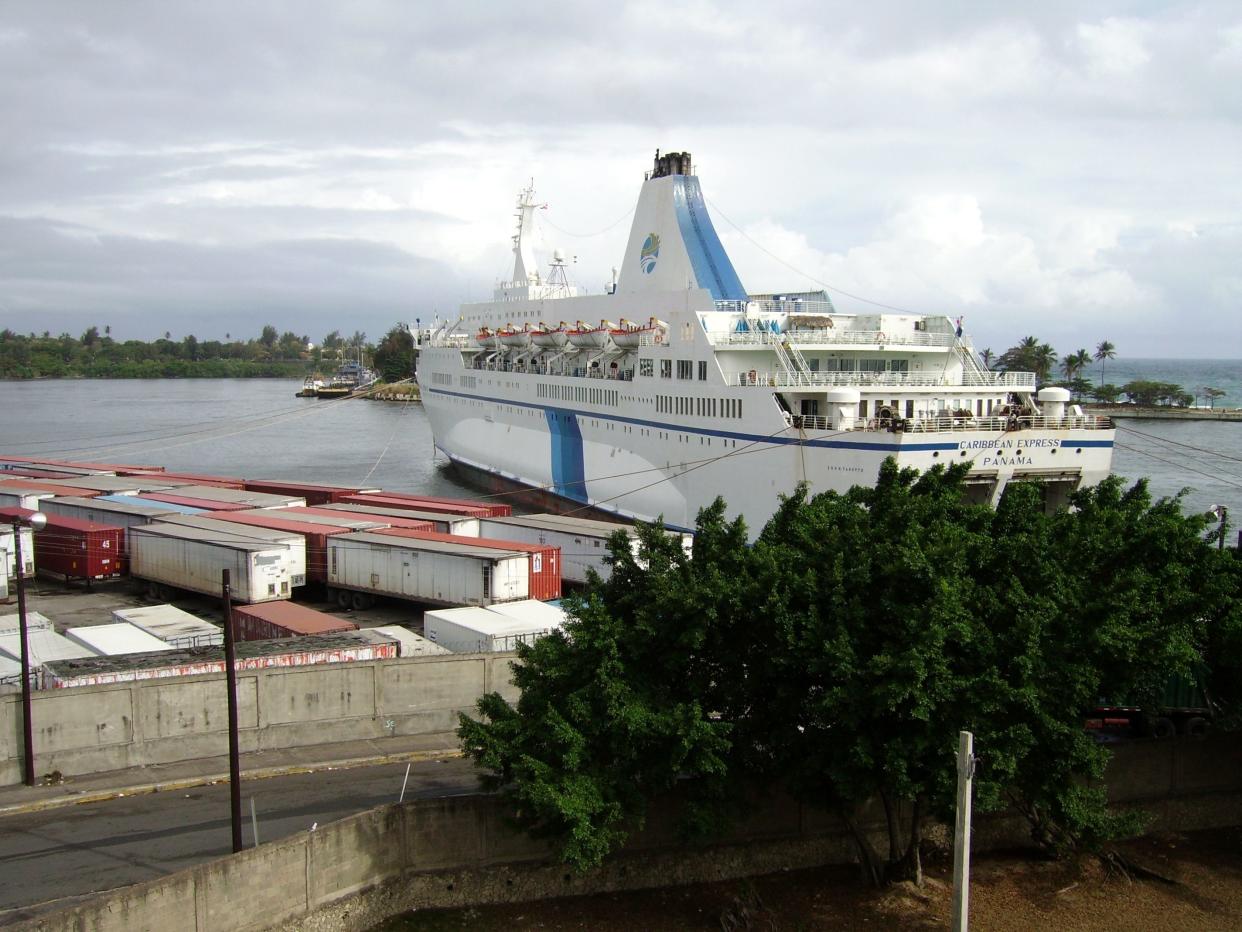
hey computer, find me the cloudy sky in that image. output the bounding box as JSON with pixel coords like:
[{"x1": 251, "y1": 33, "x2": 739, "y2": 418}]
[{"x1": 1, "y1": 1, "x2": 1239, "y2": 357}]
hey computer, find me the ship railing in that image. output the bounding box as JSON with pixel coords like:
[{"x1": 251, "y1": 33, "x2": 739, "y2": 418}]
[
  {"x1": 710, "y1": 329, "x2": 957, "y2": 348},
  {"x1": 732, "y1": 370, "x2": 1036, "y2": 389},
  {"x1": 856, "y1": 415, "x2": 1113, "y2": 433},
  {"x1": 714, "y1": 299, "x2": 839, "y2": 315}
]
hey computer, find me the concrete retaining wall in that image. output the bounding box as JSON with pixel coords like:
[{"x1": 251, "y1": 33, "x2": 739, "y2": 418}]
[
  {"x1": 11, "y1": 734, "x2": 1242, "y2": 932},
  {"x1": 0, "y1": 652, "x2": 516, "y2": 785}
]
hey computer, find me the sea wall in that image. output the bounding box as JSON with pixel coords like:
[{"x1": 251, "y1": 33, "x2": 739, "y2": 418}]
[
  {"x1": 0, "y1": 652, "x2": 513, "y2": 785},
  {"x1": 10, "y1": 735, "x2": 1242, "y2": 932}
]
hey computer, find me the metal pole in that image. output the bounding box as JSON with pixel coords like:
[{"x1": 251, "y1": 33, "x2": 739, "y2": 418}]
[
  {"x1": 950, "y1": 730, "x2": 975, "y2": 932},
  {"x1": 250, "y1": 797, "x2": 260, "y2": 848},
  {"x1": 399, "y1": 761, "x2": 411, "y2": 803},
  {"x1": 1219, "y1": 507, "x2": 1228, "y2": 552},
  {"x1": 13, "y1": 523, "x2": 35, "y2": 787},
  {"x1": 222, "y1": 569, "x2": 243, "y2": 854}
]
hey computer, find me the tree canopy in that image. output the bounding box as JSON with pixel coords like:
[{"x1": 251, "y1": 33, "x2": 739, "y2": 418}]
[{"x1": 460, "y1": 463, "x2": 1242, "y2": 884}]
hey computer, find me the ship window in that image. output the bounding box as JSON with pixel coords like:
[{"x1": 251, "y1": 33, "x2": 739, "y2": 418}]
[
  {"x1": 905, "y1": 400, "x2": 914, "y2": 418},
  {"x1": 677, "y1": 360, "x2": 693, "y2": 380},
  {"x1": 660, "y1": 359, "x2": 672, "y2": 378},
  {"x1": 697, "y1": 360, "x2": 707, "y2": 380},
  {"x1": 891, "y1": 359, "x2": 909, "y2": 373},
  {"x1": 808, "y1": 357, "x2": 820, "y2": 372},
  {"x1": 859, "y1": 399, "x2": 869, "y2": 418},
  {"x1": 977, "y1": 399, "x2": 983, "y2": 417},
  {"x1": 640, "y1": 359, "x2": 653, "y2": 377},
  {"x1": 859, "y1": 359, "x2": 886, "y2": 372}
]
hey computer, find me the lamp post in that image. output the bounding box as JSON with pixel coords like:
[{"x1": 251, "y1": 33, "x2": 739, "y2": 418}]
[
  {"x1": 1207, "y1": 505, "x2": 1228, "y2": 552},
  {"x1": 9, "y1": 511, "x2": 48, "y2": 787}
]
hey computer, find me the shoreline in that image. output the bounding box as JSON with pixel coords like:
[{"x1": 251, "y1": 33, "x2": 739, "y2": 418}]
[{"x1": 1083, "y1": 404, "x2": 1242, "y2": 422}]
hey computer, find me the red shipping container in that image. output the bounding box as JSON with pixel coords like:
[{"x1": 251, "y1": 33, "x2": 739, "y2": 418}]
[
  {"x1": 0, "y1": 478, "x2": 100, "y2": 498},
  {"x1": 1, "y1": 467, "x2": 77, "y2": 479},
  {"x1": 115, "y1": 469, "x2": 246, "y2": 489},
  {"x1": 230, "y1": 600, "x2": 357, "y2": 640},
  {"x1": 140, "y1": 491, "x2": 252, "y2": 512},
  {"x1": 241, "y1": 479, "x2": 380, "y2": 506},
  {"x1": 284, "y1": 506, "x2": 435, "y2": 531},
  {"x1": 0, "y1": 456, "x2": 165, "y2": 473},
  {"x1": 207, "y1": 511, "x2": 351, "y2": 582},
  {"x1": 0, "y1": 506, "x2": 125, "y2": 581},
  {"x1": 374, "y1": 527, "x2": 561, "y2": 600},
  {"x1": 349, "y1": 490, "x2": 512, "y2": 518}
]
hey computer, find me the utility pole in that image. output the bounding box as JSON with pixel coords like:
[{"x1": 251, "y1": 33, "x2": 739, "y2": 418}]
[
  {"x1": 222, "y1": 570, "x2": 243, "y2": 853},
  {"x1": 11, "y1": 511, "x2": 47, "y2": 786},
  {"x1": 951, "y1": 730, "x2": 976, "y2": 932}
]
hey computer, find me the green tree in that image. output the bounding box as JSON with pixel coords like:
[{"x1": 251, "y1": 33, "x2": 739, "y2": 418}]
[
  {"x1": 996, "y1": 336, "x2": 1058, "y2": 386},
  {"x1": 373, "y1": 325, "x2": 415, "y2": 382},
  {"x1": 1095, "y1": 341, "x2": 1116, "y2": 385},
  {"x1": 1202, "y1": 387, "x2": 1227, "y2": 409},
  {"x1": 260, "y1": 324, "x2": 278, "y2": 347},
  {"x1": 1091, "y1": 383, "x2": 1122, "y2": 404},
  {"x1": 1121, "y1": 380, "x2": 1188, "y2": 406}
]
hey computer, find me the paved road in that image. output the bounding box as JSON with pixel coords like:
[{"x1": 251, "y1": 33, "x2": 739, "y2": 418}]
[{"x1": 0, "y1": 757, "x2": 482, "y2": 926}]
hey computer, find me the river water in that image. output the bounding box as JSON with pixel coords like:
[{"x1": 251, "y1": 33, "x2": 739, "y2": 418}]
[{"x1": 2, "y1": 377, "x2": 1241, "y2": 529}]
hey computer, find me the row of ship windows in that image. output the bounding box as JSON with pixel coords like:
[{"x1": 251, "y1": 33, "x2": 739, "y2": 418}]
[
  {"x1": 655, "y1": 395, "x2": 743, "y2": 418},
  {"x1": 858, "y1": 398, "x2": 1001, "y2": 418},
  {"x1": 536, "y1": 384, "x2": 619, "y2": 407},
  {"x1": 639, "y1": 359, "x2": 708, "y2": 380}
]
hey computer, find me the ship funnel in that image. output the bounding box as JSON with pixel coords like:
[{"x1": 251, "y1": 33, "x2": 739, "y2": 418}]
[{"x1": 615, "y1": 150, "x2": 746, "y2": 302}]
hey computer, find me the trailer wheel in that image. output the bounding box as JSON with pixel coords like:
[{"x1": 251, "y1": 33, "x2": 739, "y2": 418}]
[
  {"x1": 1184, "y1": 716, "x2": 1211, "y2": 739},
  {"x1": 337, "y1": 589, "x2": 353, "y2": 609},
  {"x1": 351, "y1": 591, "x2": 374, "y2": 611},
  {"x1": 1150, "y1": 716, "x2": 1177, "y2": 739}
]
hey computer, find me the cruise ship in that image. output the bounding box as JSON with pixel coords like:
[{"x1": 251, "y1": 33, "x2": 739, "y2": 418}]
[{"x1": 419, "y1": 151, "x2": 1114, "y2": 534}]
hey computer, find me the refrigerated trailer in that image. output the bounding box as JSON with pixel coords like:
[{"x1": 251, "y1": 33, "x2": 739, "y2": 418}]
[
  {"x1": 128, "y1": 523, "x2": 294, "y2": 603},
  {"x1": 112, "y1": 604, "x2": 224, "y2": 649},
  {"x1": 149, "y1": 514, "x2": 308, "y2": 587},
  {"x1": 326, "y1": 531, "x2": 529, "y2": 608}
]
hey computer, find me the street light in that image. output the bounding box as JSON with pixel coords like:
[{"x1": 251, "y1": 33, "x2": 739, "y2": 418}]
[
  {"x1": 9, "y1": 510, "x2": 47, "y2": 787},
  {"x1": 1206, "y1": 505, "x2": 1228, "y2": 552}
]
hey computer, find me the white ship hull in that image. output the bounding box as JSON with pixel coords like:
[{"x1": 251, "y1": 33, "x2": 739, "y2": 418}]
[{"x1": 419, "y1": 151, "x2": 1114, "y2": 535}]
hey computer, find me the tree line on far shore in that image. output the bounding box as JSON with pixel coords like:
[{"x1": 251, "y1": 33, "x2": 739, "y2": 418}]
[
  {"x1": 0, "y1": 325, "x2": 372, "y2": 380},
  {"x1": 983, "y1": 336, "x2": 1229, "y2": 408}
]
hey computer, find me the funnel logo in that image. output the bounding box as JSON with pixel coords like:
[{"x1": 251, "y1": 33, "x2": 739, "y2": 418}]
[{"x1": 639, "y1": 233, "x2": 661, "y2": 274}]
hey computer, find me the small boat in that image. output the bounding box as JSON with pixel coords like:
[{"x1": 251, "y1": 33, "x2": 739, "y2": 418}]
[
  {"x1": 296, "y1": 374, "x2": 325, "y2": 397},
  {"x1": 530, "y1": 322, "x2": 570, "y2": 349},
  {"x1": 316, "y1": 359, "x2": 378, "y2": 399},
  {"x1": 566, "y1": 320, "x2": 615, "y2": 349},
  {"x1": 609, "y1": 317, "x2": 667, "y2": 350},
  {"x1": 498, "y1": 323, "x2": 532, "y2": 349},
  {"x1": 475, "y1": 327, "x2": 499, "y2": 349}
]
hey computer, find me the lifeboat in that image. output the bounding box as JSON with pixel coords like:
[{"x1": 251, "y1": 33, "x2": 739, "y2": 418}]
[
  {"x1": 498, "y1": 323, "x2": 532, "y2": 349},
  {"x1": 474, "y1": 327, "x2": 499, "y2": 348},
  {"x1": 610, "y1": 317, "x2": 667, "y2": 350},
  {"x1": 566, "y1": 320, "x2": 615, "y2": 350},
  {"x1": 530, "y1": 321, "x2": 570, "y2": 349}
]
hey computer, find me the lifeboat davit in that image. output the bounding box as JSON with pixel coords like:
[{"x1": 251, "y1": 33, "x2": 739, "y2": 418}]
[
  {"x1": 530, "y1": 321, "x2": 569, "y2": 349},
  {"x1": 566, "y1": 320, "x2": 615, "y2": 349},
  {"x1": 498, "y1": 323, "x2": 532, "y2": 349},
  {"x1": 610, "y1": 317, "x2": 666, "y2": 350}
]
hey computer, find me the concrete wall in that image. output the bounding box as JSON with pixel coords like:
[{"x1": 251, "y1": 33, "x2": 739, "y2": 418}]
[
  {"x1": 0, "y1": 652, "x2": 517, "y2": 785},
  {"x1": 11, "y1": 734, "x2": 1242, "y2": 932}
]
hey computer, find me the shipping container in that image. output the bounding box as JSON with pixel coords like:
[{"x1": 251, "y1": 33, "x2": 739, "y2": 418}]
[
  {"x1": 424, "y1": 605, "x2": 563, "y2": 653},
  {"x1": 0, "y1": 487, "x2": 57, "y2": 510},
  {"x1": 39, "y1": 496, "x2": 185, "y2": 536},
  {"x1": 65, "y1": 622, "x2": 174, "y2": 655},
  {"x1": 374, "y1": 527, "x2": 561, "y2": 600},
  {"x1": 349, "y1": 490, "x2": 513, "y2": 518},
  {"x1": 0, "y1": 456, "x2": 164, "y2": 473},
  {"x1": 316, "y1": 503, "x2": 481, "y2": 536},
  {"x1": 201, "y1": 511, "x2": 352, "y2": 583},
  {"x1": 97, "y1": 494, "x2": 206, "y2": 516},
  {"x1": 368, "y1": 624, "x2": 451, "y2": 657},
  {"x1": 113, "y1": 604, "x2": 223, "y2": 648},
  {"x1": 32, "y1": 476, "x2": 187, "y2": 495},
  {"x1": 0, "y1": 461, "x2": 111, "y2": 477},
  {"x1": 486, "y1": 599, "x2": 571, "y2": 627},
  {"x1": 0, "y1": 624, "x2": 98, "y2": 674},
  {"x1": 336, "y1": 493, "x2": 498, "y2": 520},
  {"x1": 478, "y1": 514, "x2": 689, "y2": 585},
  {"x1": 139, "y1": 491, "x2": 253, "y2": 511},
  {"x1": 258, "y1": 508, "x2": 394, "y2": 531},
  {"x1": 114, "y1": 469, "x2": 245, "y2": 489},
  {"x1": 0, "y1": 653, "x2": 23, "y2": 687},
  {"x1": 0, "y1": 524, "x2": 36, "y2": 582},
  {"x1": 241, "y1": 479, "x2": 381, "y2": 506},
  {"x1": 0, "y1": 478, "x2": 99, "y2": 501},
  {"x1": 158, "y1": 485, "x2": 307, "y2": 509},
  {"x1": 0, "y1": 509, "x2": 125, "y2": 582},
  {"x1": 229, "y1": 600, "x2": 357, "y2": 640},
  {"x1": 128, "y1": 523, "x2": 294, "y2": 603},
  {"x1": 150, "y1": 514, "x2": 309, "y2": 587},
  {"x1": 0, "y1": 610, "x2": 53, "y2": 634},
  {"x1": 327, "y1": 531, "x2": 529, "y2": 608},
  {"x1": 1, "y1": 467, "x2": 91, "y2": 480},
  {"x1": 290, "y1": 506, "x2": 435, "y2": 532},
  {"x1": 42, "y1": 632, "x2": 398, "y2": 688}
]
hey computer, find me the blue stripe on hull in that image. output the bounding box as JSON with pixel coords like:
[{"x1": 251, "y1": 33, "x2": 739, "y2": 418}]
[
  {"x1": 674, "y1": 176, "x2": 747, "y2": 301},
  {"x1": 545, "y1": 408, "x2": 588, "y2": 502}
]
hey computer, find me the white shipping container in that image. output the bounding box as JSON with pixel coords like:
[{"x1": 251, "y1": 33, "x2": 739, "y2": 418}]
[
  {"x1": 32, "y1": 476, "x2": 182, "y2": 494},
  {"x1": 486, "y1": 599, "x2": 570, "y2": 627},
  {"x1": 65, "y1": 622, "x2": 172, "y2": 656},
  {"x1": 0, "y1": 611, "x2": 53, "y2": 634},
  {"x1": 129, "y1": 524, "x2": 293, "y2": 603},
  {"x1": 39, "y1": 496, "x2": 172, "y2": 530},
  {"x1": 167, "y1": 485, "x2": 307, "y2": 509},
  {"x1": 151, "y1": 514, "x2": 308, "y2": 587},
  {"x1": 0, "y1": 653, "x2": 22, "y2": 686},
  {"x1": 0, "y1": 488, "x2": 56, "y2": 510},
  {"x1": 369, "y1": 624, "x2": 451, "y2": 657},
  {"x1": 320, "y1": 503, "x2": 481, "y2": 536},
  {"x1": 0, "y1": 626, "x2": 98, "y2": 665},
  {"x1": 0, "y1": 527, "x2": 36, "y2": 581},
  {"x1": 327, "y1": 532, "x2": 528, "y2": 606},
  {"x1": 424, "y1": 605, "x2": 562, "y2": 653},
  {"x1": 112, "y1": 604, "x2": 223, "y2": 648}
]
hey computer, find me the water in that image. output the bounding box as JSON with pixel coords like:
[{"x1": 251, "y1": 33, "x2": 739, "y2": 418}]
[
  {"x1": 1084, "y1": 358, "x2": 1242, "y2": 408},
  {"x1": 2, "y1": 376, "x2": 1241, "y2": 530}
]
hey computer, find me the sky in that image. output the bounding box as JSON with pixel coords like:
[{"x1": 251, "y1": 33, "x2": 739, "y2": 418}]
[{"x1": 1, "y1": 1, "x2": 1239, "y2": 358}]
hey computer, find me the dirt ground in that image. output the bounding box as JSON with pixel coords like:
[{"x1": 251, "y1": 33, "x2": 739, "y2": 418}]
[{"x1": 380, "y1": 826, "x2": 1242, "y2": 931}]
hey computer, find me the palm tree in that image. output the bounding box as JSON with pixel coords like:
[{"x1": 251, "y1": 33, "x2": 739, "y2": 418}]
[
  {"x1": 1033, "y1": 342, "x2": 1058, "y2": 386},
  {"x1": 1095, "y1": 340, "x2": 1116, "y2": 385},
  {"x1": 1062, "y1": 348, "x2": 1092, "y2": 382}
]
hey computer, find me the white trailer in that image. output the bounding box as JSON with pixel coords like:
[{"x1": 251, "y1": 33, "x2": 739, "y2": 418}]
[
  {"x1": 369, "y1": 624, "x2": 451, "y2": 657},
  {"x1": 31, "y1": 476, "x2": 184, "y2": 495},
  {"x1": 476, "y1": 514, "x2": 637, "y2": 584},
  {"x1": 0, "y1": 488, "x2": 57, "y2": 510},
  {"x1": 424, "y1": 605, "x2": 563, "y2": 653},
  {"x1": 166, "y1": 485, "x2": 307, "y2": 509},
  {"x1": 327, "y1": 531, "x2": 528, "y2": 608},
  {"x1": 112, "y1": 604, "x2": 223, "y2": 649},
  {"x1": 486, "y1": 599, "x2": 570, "y2": 627},
  {"x1": 319, "y1": 503, "x2": 481, "y2": 536},
  {"x1": 151, "y1": 514, "x2": 309, "y2": 587},
  {"x1": 129, "y1": 524, "x2": 293, "y2": 603},
  {"x1": 38, "y1": 496, "x2": 174, "y2": 531},
  {"x1": 65, "y1": 622, "x2": 173, "y2": 656},
  {"x1": 0, "y1": 525, "x2": 35, "y2": 584}
]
